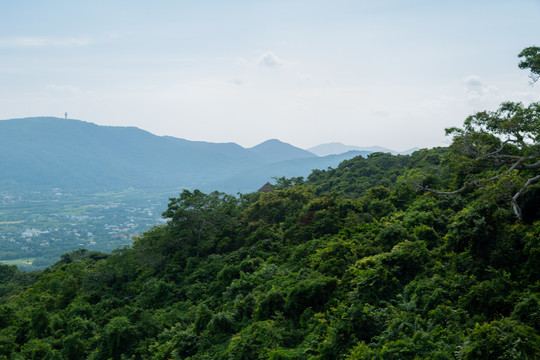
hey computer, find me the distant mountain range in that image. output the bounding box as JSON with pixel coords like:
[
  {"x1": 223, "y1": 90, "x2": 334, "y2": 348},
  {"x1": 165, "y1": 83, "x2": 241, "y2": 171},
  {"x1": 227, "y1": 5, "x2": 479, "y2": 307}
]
[
  {"x1": 0, "y1": 117, "x2": 375, "y2": 193},
  {"x1": 308, "y1": 142, "x2": 419, "y2": 157}
]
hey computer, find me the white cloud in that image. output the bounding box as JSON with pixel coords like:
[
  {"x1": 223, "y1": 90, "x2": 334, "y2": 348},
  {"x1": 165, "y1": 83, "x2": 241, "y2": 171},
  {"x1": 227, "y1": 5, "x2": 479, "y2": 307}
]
[
  {"x1": 0, "y1": 36, "x2": 92, "y2": 49},
  {"x1": 257, "y1": 51, "x2": 284, "y2": 69},
  {"x1": 462, "y1": 75, "x2": 484, "y2": 95},
  {"x1": 229, "y1": 78, "x2": 244, "y2": 86},
  {"x1": 461, "y1": 75, "x2": 501, "y2": 107},
  {"x1": 47, "y1": 84, "x2": 83, "y2": 94},
  {"x1": 236, "y1": 57, "x2": 249, "y2": 66}
]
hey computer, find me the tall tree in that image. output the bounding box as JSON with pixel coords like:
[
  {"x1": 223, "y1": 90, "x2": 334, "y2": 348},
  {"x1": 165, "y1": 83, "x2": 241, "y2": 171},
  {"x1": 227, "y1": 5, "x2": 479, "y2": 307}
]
[
  {"x1": 418, "y1": 46, "x2": 540, "y2": 221},
  {"x1": 437, "y1": 101, "x2": 540, "y2": 220},
  {"x1": 162, "y1": 190, "x2": 239, "y2": 256},
  {"x1": 519, "y1": 46, "x2": 540, "y2": 85}
]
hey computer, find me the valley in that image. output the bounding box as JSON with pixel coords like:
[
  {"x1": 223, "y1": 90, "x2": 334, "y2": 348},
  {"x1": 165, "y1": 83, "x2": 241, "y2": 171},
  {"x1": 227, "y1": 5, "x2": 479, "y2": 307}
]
[{"x1": 0, "y1": 187, "x2": 172, "y2": 269}]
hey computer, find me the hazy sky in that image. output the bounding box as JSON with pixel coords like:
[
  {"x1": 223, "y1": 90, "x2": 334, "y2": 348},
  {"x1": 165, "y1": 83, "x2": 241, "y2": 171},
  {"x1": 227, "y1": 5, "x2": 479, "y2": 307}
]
[{"x1": 1, "y1": 0, "x2": 539, "y2": 150}]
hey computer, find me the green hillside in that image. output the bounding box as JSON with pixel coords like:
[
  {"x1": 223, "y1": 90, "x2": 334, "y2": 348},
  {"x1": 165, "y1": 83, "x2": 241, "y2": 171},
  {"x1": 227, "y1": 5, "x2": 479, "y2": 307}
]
[
  {"x1": 0, "y1": 132, "x2": 538, "y2": 358},
  {"x1": 0, "y1": 46, "x2": 538, "y2": 359}
]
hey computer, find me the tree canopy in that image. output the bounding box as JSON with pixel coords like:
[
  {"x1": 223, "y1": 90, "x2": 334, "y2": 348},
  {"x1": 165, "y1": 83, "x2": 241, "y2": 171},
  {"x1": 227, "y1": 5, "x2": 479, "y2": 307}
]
[
  {"x1": 519, "y1": 45, "x2": 540, "y2": 84},
  {"x1": 419, "y1": 53, "x2": 540, "y2": 221}
]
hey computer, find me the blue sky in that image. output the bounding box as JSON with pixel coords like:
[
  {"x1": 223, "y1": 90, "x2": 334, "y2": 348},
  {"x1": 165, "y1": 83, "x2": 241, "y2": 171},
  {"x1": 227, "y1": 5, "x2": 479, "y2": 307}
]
[{"x1": 1, "y1": 0, "x2": 539, "y2": 150}]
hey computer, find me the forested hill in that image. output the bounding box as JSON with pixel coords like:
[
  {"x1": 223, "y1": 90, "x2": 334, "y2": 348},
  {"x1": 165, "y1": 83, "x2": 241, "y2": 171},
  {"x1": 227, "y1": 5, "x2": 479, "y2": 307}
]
[{"x1": 0, "y1": 132, "x2": 539, "y2": 358}]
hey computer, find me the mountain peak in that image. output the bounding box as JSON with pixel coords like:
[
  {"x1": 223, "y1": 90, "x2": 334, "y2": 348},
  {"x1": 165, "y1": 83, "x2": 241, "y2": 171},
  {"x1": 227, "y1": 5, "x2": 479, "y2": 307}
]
[
  {"x1": 254, "y1": 138, "x2": 284, "y2": 145},
  {"x1": 249, "y1": 139, "x2": 316, "y2": 163}
]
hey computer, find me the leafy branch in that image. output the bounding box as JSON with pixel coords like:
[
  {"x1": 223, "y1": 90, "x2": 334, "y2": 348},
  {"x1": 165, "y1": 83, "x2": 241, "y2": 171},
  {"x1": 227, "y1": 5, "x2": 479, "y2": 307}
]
[{"x1": 419, "y1": 101, "x2": 540, "y2": 221}]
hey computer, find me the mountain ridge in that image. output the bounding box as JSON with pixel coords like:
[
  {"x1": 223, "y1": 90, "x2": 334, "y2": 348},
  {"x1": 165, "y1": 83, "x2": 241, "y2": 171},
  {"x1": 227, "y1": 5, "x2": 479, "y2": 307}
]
[
  {"x1": 248, "y1": 139, "x2": 316, "y2": 163},
  {"x1": 0, "y1": 117, "x2": 365, "y2": 193},
  {"x1": 308, "y1": 141, "x2": 420, "y2": 156}
]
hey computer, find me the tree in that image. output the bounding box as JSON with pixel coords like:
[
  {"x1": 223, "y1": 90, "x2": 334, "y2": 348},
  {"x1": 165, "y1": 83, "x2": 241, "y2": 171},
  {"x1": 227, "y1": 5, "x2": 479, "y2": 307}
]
[
  {"x1": 457, "y1": 318, "x2": 540, "y2": 359},
  {"x1": 162, "y1": 189, "x2": 239, "y2": 256},
  {"x1": 100, "y1": 316, "x2": 139, "y2": 360},
  {"x1": 421, "y1": 101, "x2": 540, "y2": 221},
  {"x1": 416, "y1": 46, "x2": 540, "y2": 221},
  {"x1": 519, "y1": 46, "x2": 540, "y2": 85}
]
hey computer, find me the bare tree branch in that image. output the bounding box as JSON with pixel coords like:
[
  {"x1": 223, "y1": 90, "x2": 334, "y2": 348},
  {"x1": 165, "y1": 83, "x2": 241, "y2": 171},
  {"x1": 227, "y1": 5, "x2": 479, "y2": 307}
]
[
  {"x1": 420, "y1": 180, "x2": 480, "y2": 195},
  {"x1": 522, "y1": 159, "x2": 540, "y2": 169},
  {"x1": 420, "y1": 156, "x2": 526, "y2": 195},
  {"x1": 511, "y1": 174, "x2": 540, "y2": 221},
  {"x1": 483, "y1": 140, "x2": 511, "y2": 158},
  {"x1": 420, "y1": 153, "x2": 540, "y2": 221}
]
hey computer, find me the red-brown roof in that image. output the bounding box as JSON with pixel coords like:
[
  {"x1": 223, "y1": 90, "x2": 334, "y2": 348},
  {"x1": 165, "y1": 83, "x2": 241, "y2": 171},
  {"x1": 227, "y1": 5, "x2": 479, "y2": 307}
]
[{"x1": 258, "y1": 182, "x2": 274, "y2": 192}]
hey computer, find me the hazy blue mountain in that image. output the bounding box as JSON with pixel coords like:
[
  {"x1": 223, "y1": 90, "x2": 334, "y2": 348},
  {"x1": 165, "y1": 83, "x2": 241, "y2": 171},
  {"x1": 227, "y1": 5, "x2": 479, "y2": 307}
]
[
  {"x1": 248, "y1": 139, "x2": 316, "y2": 163},
  {"x1": 211, "y1": 150, "x2": 370, "y2": 193},
  {"x1": 400, "y1": 147, "x2": 421, "y2": 155},
  {"x1": 308, "y1": 142, "x2": 419, "y2": 156},
  {"x1": 0, "y1": 117, "x2": 362, "y2": 193},
  {"x1": 0, "y1": 117, "x2": 258, "y2": 191}
]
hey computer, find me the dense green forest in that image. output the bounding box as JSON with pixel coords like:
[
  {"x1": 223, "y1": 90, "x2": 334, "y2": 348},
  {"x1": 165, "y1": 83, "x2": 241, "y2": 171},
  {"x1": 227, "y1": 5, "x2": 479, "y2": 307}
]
[{"x1": 0, "y1": 47, "x2": 539, "y2": 359}]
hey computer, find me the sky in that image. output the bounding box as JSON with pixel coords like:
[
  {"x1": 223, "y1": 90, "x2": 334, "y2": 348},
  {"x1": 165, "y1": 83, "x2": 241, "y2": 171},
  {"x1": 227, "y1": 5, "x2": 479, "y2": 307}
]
[{"x1": 1, "y1": 0, "x2": 539, "y2": 151}]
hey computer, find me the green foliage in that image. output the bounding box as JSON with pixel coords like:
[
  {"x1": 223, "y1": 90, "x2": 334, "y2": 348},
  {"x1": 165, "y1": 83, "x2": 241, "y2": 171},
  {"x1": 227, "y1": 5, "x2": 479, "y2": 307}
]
[
  {"x1": 161, "y1": 189, "x2": 240, "y2": 257},
  {"x1": 285, "y1": 277, "x2": 338, "y2": 316},
  {"x1": 519, "y1": 46, "x2": 540, "y2": 84},
  {"x1": 512, "y1": 293, "x2": 540, "y2": 330},
  {"x1": 0, "y1": 144, "x2": 538, "y2": 358},
  {"x1": 99, "y1": 316, "x2": 139, "y2": 360},
  {"x1": 20, "y1": 338, "x2": 56, "y2": 360},
  {"x1": 435, "y1": 101, "x2": 540, "y2": 222},
  {"x1": 457, "y1": 318, "x2": 540, "y2": 359}
]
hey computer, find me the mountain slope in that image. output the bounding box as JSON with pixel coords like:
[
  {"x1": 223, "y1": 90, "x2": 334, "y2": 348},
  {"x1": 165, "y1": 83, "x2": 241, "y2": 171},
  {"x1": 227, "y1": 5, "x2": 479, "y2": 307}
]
[
  {"x1": 1, "y1": 147, "x2": 538, "y2": 359},
  {"x1": 0, "y1": 117, "x2": 255, "y2": 190},
  {"x1": 208, "y1": 150, "x2": 370, "y2": 192},
  {"x1": 248, "y1": 139, "x2": 316, "y2": 163},
  {"x1": 0, "y1": 117, "x2": 344, "y2": 193}
]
